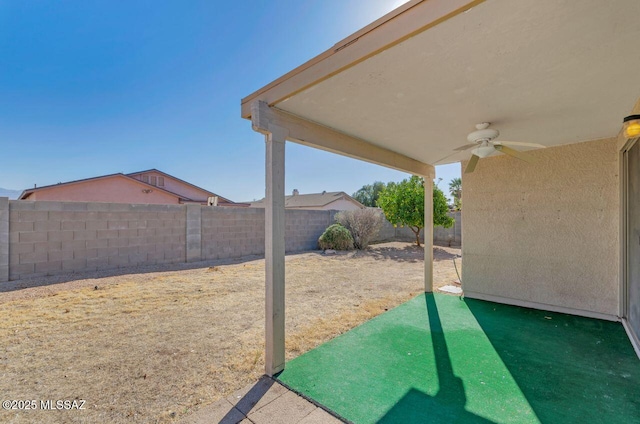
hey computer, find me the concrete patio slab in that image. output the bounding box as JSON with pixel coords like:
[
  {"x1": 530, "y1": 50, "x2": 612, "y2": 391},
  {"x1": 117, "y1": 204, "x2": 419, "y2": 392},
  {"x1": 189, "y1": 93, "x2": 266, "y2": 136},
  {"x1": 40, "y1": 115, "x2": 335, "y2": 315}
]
[
  {"x1": 180, "y1": 398, "x2": 245, "y2": 424},
  {"x1": 298, "y1": 408, "x2": 344, "y2": 424},
  {"x1": 246, "y1": 390, "x2": 318, "y2": 424},
  {"x1": 226, "y1": 374, "x2": 290, "y2": 415},
  {"x1": 180, "y1": 376, "x2": 344, "y2": 424}
]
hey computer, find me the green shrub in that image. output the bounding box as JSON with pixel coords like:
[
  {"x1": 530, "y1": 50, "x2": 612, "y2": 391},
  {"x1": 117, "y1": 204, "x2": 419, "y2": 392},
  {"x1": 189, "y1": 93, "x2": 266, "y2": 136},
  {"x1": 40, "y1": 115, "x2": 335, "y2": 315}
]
[{"x1": 318, "y1": 224, "x2": 353, "y2": 250}]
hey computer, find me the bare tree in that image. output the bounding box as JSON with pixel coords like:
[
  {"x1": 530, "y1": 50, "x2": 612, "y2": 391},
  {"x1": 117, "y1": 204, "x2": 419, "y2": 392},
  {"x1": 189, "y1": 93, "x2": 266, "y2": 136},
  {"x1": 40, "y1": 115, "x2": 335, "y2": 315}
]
[{"x1": 335, "y1": 209, "x2": 383, "y2": 249}]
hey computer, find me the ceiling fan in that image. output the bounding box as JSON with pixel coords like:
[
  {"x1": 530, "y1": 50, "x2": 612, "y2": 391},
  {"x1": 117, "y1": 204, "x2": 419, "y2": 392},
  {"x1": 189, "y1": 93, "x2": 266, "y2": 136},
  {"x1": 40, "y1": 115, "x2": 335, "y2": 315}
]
[{"x1": 457, "y1": 123, "x2": 546, "y2": 173}]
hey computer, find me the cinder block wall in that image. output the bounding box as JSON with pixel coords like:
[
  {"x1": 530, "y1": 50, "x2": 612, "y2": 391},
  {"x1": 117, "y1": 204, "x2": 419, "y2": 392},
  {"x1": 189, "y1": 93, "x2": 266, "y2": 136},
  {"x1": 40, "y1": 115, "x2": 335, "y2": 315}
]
[
  {"x1": 0, "y1": 198, "x2": 8, "y2": 282},
  {"x1": 7, "y1": 201, "x2": 186, "y2": 281},
  {"x1": 1, "y1": 201, "x2": 337, "y2": 282},
  {"x1": 433, "y1": 211, "x2": 461, "y2": 245},
  {"x1": 285, "y1": 209, "x2": 335, "y2": 252},
  {"x1": 375, "y1": 211, "x2": 461, "y2": 245},
  {"x1": 0, "y1": 199, "x2": 460, "y2": 283},
  {"x1": 202, "y1": 207, "x2": 266, "y2": 260},
  {"x1": 200, "y1": 208, "x2": 334, "y2": 261},
  {"x1": 376, "y1": 218, "x2": 398, "y2": 241}
]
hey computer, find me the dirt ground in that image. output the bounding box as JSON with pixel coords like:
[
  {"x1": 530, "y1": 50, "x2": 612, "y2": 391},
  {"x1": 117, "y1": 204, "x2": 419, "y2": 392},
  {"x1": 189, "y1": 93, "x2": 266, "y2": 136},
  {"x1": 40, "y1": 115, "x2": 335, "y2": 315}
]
[{"x1": 0, "y1": 241, "x2": 461, "y2": 424}]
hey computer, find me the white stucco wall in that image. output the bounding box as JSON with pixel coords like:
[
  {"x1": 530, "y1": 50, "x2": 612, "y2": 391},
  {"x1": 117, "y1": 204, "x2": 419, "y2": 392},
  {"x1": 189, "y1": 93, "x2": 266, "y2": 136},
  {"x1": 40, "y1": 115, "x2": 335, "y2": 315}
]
[
  {"x1": 323, "y1": 198, "x2": 362, "y2": 211},
  {"x1": 462, "y1": 138, "x2": 620, "y2": 320}
]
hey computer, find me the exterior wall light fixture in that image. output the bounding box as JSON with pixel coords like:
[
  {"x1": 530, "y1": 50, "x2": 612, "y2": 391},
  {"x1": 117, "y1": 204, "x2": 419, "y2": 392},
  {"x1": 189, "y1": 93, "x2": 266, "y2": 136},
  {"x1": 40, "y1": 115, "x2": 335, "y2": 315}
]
[{"x1": 623, "y1": 115, "x2": 640, "y2": 139}]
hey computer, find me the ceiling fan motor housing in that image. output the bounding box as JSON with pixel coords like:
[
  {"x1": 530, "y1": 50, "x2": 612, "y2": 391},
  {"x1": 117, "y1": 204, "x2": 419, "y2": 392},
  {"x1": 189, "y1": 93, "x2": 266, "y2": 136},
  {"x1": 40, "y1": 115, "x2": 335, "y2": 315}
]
[
  {"x1": 467, "y1": 128, "x2": 500, "y2": 144},
  {"x1": 472, "y1": 145, "x2": 496, "y2": 158}
]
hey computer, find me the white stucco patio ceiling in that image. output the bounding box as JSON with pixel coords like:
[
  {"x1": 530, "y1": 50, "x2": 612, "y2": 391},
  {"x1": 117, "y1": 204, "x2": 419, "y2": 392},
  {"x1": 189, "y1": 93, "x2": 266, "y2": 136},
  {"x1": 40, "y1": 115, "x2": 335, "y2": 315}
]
[{"x1": 242, "y1": 0, "x2": 640, "y2": 167}]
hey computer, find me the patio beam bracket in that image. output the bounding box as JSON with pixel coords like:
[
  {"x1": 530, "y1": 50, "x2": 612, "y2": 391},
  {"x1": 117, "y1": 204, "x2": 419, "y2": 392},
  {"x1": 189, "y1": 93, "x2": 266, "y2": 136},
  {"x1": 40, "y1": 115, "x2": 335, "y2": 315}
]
[{"x1": 251, "y1": 100, "x2": 434, "y2": 178}]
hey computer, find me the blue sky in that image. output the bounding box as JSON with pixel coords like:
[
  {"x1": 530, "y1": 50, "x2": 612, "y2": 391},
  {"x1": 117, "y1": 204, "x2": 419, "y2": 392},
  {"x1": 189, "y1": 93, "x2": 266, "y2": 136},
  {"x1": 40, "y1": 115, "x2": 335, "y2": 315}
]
[{"x1": 0, "y1": 0, "x2": 460, "y2": 201}]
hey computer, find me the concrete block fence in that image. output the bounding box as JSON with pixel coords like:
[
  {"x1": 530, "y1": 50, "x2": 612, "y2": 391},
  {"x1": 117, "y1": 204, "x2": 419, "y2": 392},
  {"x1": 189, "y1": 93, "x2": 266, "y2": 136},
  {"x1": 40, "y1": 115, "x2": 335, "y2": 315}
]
[
  {"x1": 0, "y1": 198, "x2": 459, "y2": 283},
  {"x1": 3, "y1": 200, "x2": 187, "y2": 282},
  {"x1": 0, "y1": 199, "x2": 338, "y2": 282},
  {"x1": 377, "y1": 211, "x2": 462, "y2": 246}
]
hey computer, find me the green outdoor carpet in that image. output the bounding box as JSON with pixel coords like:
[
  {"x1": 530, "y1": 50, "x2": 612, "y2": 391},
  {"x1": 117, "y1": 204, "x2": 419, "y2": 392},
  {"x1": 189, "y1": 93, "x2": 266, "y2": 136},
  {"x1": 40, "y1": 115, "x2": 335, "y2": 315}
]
[{"x1": 277, "y1": 293, "x2": 640, "y2": 424}]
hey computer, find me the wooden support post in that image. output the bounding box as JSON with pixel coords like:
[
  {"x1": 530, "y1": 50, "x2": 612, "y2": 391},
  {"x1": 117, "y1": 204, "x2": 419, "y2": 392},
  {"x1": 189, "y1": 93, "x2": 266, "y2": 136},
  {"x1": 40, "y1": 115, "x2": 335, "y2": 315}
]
[
  {"x1": 424, "y1": 178, "x2": 434, "y2": 292},
  {"x1": 265, "y1": 125, "x2": 287, "y2": 376}
]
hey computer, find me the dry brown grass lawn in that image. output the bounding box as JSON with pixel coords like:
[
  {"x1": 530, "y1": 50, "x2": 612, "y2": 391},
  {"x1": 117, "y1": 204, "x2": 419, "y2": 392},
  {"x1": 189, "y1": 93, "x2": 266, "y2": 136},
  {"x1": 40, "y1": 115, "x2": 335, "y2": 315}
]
[{"x1": 0, "y1": 242, "x2": 461, "y2": 423}]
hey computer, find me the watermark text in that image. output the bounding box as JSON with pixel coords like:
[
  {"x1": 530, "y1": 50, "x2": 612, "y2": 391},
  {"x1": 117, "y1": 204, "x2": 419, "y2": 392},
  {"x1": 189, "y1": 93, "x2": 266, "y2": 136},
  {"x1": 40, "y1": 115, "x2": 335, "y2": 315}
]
[{"x1": 2, "y1": 399, "x2": 86, "y2": 411}]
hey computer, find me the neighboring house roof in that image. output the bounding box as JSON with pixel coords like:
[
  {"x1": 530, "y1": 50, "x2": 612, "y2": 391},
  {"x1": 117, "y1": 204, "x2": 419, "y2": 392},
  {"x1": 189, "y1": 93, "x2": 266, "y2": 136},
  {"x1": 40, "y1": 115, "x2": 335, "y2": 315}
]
[
  {"x1": 251, "y1": 191, "x2": 364, "y2": 209},
  {"x1": 19, "y1": 170, "x2": 238, "y2": 205},
  {"x1": 19, "y1": 173, "x2": 155, "y2": 200},
  {"x1": 125, "y1": 169, "x2": 234, "y2": 204}
]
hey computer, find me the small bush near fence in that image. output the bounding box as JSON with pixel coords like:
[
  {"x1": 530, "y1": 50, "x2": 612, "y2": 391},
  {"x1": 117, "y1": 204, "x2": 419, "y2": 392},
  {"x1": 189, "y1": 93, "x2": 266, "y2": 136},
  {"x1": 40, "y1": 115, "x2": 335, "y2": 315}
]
[
  {"x1": 335, "y1": 209, "x2": 383, "y2": 250},
  {"x1": 318, "y1": 224, "x2": 354, "y2": 250}
]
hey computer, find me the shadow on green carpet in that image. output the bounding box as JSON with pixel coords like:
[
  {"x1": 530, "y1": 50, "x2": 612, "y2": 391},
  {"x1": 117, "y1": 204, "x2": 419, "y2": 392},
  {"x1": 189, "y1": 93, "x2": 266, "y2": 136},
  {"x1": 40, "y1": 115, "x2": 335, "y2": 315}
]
[
  {"x1": 277, "y1": 293, "x2": 640, "y2": 423},
  {"x1": 377, "y1": 294, "x2": 493, "y2": 424},
  {"x1": 465, "y1": 297, "x2": 640, "y2": 424}
]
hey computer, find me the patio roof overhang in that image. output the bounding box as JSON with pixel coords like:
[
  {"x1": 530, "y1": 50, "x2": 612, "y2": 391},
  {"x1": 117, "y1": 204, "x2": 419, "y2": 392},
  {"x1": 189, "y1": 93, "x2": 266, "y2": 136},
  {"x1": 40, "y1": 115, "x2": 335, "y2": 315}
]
[
  {"x1": 243, "y1": 0, "x2": 640, "y2": 167},
  {"x1": 242, "y1": 0, "x2": 640, "y2": 376}
]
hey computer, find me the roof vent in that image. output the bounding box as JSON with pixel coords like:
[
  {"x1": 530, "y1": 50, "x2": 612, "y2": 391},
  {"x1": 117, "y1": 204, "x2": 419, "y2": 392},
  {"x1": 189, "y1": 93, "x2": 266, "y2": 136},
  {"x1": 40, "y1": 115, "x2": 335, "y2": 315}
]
[
  {"x1": 292, "y1": 189, "x2": 299, "y2": 196},
  {"x1": 322, "y1": 190, "x2": 326, "y2": 195}
]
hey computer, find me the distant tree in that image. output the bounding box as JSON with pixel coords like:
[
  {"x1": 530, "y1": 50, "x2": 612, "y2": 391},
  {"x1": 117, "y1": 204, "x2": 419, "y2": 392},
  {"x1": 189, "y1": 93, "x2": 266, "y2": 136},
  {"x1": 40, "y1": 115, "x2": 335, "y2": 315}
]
[
  {"x1": 352, "y1": 181, "x2": 386, "y2": 207},
  {"x1": 449, "y1": 177, "x2": 462, "y2": 211},
  {"x1": 377, "y1": 176, "x2": 454, "y2": 246}
]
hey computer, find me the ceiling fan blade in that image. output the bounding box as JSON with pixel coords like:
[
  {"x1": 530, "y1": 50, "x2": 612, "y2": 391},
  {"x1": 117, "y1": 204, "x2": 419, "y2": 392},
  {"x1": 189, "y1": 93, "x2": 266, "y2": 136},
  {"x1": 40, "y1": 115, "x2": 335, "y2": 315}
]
[
  {"x1": 465, "y1": 154, "x2": 480, "y2": 173},
  {"x1": 494, "y1": 145, "x2": 533, "y2": 163},
  {"x1": 454, "y1": 143, "x2": 477, "y2": 151},
  {"x1": 434, "y1": 151, "x2": 462, "y2": 164},
  {"x1": 495, "y1": 140, "x2": 546, "y2": 149}
]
